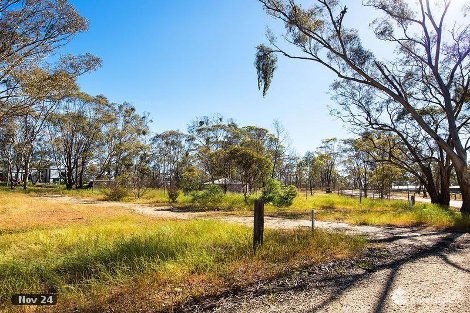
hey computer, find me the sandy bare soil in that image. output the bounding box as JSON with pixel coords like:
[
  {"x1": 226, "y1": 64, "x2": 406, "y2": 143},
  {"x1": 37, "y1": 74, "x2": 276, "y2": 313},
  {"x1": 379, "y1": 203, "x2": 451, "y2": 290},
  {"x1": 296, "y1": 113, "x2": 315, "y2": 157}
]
[{"x1": 39, "y1": 196, "x2": 470, "y2": 313}]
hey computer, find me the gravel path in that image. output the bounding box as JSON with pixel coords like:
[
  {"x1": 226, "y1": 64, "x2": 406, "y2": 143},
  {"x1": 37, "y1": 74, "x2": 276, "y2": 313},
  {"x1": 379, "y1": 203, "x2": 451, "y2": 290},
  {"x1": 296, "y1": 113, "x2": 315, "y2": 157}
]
[
  {"x1": 40, "y1": 196, "x2": 470, "y2": 312},
  {"x1": 183, "y1": 231, "x2": 470, "y2": 313}
]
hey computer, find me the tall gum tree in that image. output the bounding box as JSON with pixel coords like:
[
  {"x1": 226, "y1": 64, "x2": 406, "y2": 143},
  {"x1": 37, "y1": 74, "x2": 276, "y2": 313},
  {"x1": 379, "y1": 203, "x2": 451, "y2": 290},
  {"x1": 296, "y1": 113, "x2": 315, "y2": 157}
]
[
  {"x1": 331, "y1": 81, "x2": 453, "y2": 205},
  {"x1": 256, "y1": 0, "x2": 470, "y2": 214},
  {"x1": 0, "y1": 0, "x2": 100, "y2": 123}
]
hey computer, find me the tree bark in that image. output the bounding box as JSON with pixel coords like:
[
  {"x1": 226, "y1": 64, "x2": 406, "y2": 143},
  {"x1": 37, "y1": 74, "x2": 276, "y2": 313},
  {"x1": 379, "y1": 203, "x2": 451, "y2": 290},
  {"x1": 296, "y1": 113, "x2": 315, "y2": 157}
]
[
  {"x1": 65, "y1": 155, "x2": 74, "y2": 190},
  {"x1": 78, "y1": 156, "x2": 86, "y2": 189},
  {"x1": 65, "y1": 170, "x2": 74, "y2": 190},
  {"x1": 23, "y1": 162, "x2": 29, "y2": 189},
  {"x1": 454, "y1": 161, "x2": 470, "y2": 214},
  {"x1": 437, "y1": 164, "x2": 451, "y2": 206},
  {"x1": 421, "y1": 168, "x2": 440, "y2": 204},
  {"x1": 23, "y1": 151, "x2": 31, "y2": 190}
]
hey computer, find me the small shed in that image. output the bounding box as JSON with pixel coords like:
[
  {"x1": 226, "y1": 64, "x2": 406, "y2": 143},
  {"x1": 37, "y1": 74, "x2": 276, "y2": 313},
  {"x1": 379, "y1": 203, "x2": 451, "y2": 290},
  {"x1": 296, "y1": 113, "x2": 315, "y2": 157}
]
[{"x1": 204, "y1": 178, "x2": 247, "y2": 193}]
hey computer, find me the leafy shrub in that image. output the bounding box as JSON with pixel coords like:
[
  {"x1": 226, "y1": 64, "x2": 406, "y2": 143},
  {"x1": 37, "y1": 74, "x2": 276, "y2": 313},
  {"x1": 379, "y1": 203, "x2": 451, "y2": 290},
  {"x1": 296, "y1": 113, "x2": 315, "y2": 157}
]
[
  {"x1": 262, "y1": 179, "x2": 297, "y2": 207},
  {"x1": 276, "y1": 185, "x2": 298, "y2": 207},
  {"x1": 167, "y1": 186, "x2": 180, "y2": 203},
  {"x1": 262, "y1": 178, "x2": 282, "y2": 203},
  {"x1": 180, "y1": 167, "x2": 201, "y2": 195},
  {"x1": 104, "y1": 178, "x2": 129, "y2": 201},
  {"x1": 190, "y1": 184, "x2": 224, "y2": 205}
]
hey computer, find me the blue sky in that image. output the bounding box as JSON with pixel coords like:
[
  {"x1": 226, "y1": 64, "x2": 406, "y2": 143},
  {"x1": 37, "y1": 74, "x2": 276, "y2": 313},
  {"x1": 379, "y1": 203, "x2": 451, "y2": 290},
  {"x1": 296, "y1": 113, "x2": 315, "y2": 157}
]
[{"x1": 64, "y1": 0, "x2": 388, "y2": 155}]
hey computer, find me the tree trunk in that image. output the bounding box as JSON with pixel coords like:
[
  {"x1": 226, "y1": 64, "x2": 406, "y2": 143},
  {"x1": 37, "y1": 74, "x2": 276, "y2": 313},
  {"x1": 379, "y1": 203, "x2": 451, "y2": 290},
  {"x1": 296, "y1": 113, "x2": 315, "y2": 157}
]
[
  {"x1": 8, "y1": 161, "x2": 13, "y2": 189},
  {"x1": 23, "y1": 156, "x2": 30, "y2": 190},
  {"x1": 437, "y1": 165, "x2": 451, "y2": 206},
  {"x1": 73, "y1": 157, "x2": 79, "y2": 189},
  {"x1": 426, "y1": 185, "x2": 440, "y2": 204},
  {"x1": 420, "y1": 167, "x2": 449, "y2": 206},
  {"x1": 66, "y1": 169, "x2": 74, "y2": 190},
  {"x1": 78, "y1": 157, "x2": 86, "y2": 189},
  {"x1": 271, "y1": 154, "x2": 278, "y2": 179},
  {"x1": 455, "y1": 163, "x2": 470, "y2": 215},
  {"x1": 65, "y1": 157, "x2": 74, "y2": 190},
  {"x1": 6, "y1": 150, "x2": 12, "y2": 187},
  {"x1": 14, "y1": 167, "x2": 20, "y2": 188},
  {"x1": 363, "y1": 168, "x2": 368, "y2": 198}
]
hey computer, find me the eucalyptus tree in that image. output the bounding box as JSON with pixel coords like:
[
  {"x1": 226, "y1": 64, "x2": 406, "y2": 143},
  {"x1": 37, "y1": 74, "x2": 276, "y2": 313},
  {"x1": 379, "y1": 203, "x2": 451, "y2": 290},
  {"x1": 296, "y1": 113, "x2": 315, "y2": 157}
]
[
  {"x1": 0, "y1": 0, "x2": 100, "y2": 123},
  {"x1": 340, "y1": 138, "x2": 374, "y2": 197},
  {"x1": 95, "y1": 102, "x2": 150, "y2": 181},
  {"x1": 187, "y1": 115, "x2": 240, "y2": 182},
  {"x1": 332, "y1": 72, "x2": 454, "y2": 205},
  {"x1": 278, "y1": 153, "x2": 299, "y2": 186},
  {"x1": 0, "y1": 119, "x2": 17, "y2": 186},
  {"x1": 302, "y1": 151, "x2": 319, "y2": 194},
  {"x1": 369, "y1": 155, "x2": 405, "y2": 199},
  {"x1": 227, "y1": 146, "x2": 272, "y2": 202},
  {"x1": 129, "y1": 144, "x2": 152, "y2": 198},
  {"x1": 315, "y1": 138, "x2": 339, "y2": 191},
  {"x1": 48, "y1": 94, "x2": 114, "y2": 189},
  {"x1": 256, "y1": 0, "x2": 470, "y2": 213},
  {"x1": 12, "y1": 61, "x2": 103, "y2": 189},
  {"x1": 358, "y1": 131, "x2": 452, "y2": 205},
  {"x1": 150, "y1": 130, "x2": 193, "y2": 188},
  {"x1": 16, "y1": 100, "x2": 59, "y2": 189},
  {"x1": 269, "y1": 120, "x2": 289, "y2": 179}
]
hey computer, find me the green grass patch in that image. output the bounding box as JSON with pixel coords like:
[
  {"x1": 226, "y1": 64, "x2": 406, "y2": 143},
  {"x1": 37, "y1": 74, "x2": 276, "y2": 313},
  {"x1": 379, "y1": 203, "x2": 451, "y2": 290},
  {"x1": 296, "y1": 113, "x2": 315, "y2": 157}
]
[{"x1": 270, "y1": 193, "x2": 470, "y2": 231}]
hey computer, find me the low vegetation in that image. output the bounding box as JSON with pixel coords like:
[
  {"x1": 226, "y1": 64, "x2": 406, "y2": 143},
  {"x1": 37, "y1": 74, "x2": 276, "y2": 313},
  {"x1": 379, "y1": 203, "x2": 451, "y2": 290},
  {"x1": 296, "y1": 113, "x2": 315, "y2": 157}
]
[
  {"x1": 262, "y1": 178, "x2": 298, "y2": 207},
  {"x1": 277, "y1": 193, "x2": 470, "y2": 231},
  {"x1": 3, "y1": 185, "x2": 469, "y2": 231},
  {"x1": 0, "y1": 191, "x2": 365, "y2": 312},
  {"x1": 106, "y1": 187, "x2": 470, "y2": 231}
]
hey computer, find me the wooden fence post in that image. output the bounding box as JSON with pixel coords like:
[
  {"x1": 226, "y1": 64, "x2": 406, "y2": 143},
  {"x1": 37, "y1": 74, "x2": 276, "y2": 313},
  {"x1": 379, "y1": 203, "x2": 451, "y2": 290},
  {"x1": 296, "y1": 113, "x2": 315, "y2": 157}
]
[
  {"x1": 311, "y1": 209, "x2": 315, "y2": 231},
  {"x1": 253, "y1": 200, "x2": 264, "y2": 252}
]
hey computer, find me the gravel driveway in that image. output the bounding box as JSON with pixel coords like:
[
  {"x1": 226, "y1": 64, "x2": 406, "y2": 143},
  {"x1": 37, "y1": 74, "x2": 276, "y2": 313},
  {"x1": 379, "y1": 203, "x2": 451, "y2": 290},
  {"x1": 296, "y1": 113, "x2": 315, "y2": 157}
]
[{"x1": 182, "y1": 227, "x2": 470, "y2": 313}]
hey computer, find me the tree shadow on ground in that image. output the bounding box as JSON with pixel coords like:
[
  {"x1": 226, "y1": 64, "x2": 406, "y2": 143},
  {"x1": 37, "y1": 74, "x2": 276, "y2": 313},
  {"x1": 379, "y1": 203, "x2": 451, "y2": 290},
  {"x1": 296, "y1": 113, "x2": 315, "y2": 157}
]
[
  {"x1": 177, "y1": 231, "x2": 465, "y2": 313},
  {"x1": 368, "y1": 231, "x2": 442, "y2": 244},
  {"x1": 308, "y1": 232, "x2": 463, "y2": 313},
  {"x1": 438, "y1": 252, "x2": 470, "y2": 274}
]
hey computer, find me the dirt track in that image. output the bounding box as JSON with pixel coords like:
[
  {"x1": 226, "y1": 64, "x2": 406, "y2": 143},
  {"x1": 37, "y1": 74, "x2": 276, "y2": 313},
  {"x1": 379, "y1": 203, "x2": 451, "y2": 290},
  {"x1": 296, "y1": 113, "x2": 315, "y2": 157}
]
[{"x1": 41, "y1": 196, "x2": 470, "y2": 313}]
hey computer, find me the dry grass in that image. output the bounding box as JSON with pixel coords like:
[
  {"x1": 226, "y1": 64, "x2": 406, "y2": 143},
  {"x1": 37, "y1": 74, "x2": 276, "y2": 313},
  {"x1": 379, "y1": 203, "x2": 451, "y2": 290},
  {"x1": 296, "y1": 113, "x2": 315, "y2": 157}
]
[
  {"x1": 0, "y1": 191, "x2": 133, "y2": 233},
  {"x1": 0, "y1": 191, "x2": 365, "y2": 312},
  {"x1": 55, "y1": 226, "x2": 363, "y2": 313}
]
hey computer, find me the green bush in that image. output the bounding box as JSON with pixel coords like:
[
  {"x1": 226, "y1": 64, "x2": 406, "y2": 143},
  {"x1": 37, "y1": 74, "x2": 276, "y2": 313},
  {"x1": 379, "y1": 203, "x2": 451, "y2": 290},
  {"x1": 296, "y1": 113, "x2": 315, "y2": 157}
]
[
  {"x1": 167, "y1": 186, "x2": 180, "y2": 203},
  {"x1": 262, "y1": 178, "x2": 282, "y2": 203},
  {"x1": 104, "y1": 176, "x2": 129, "y2": 201},
  {"x1": 276, "y1": 185, "x2": 298, "y2": 207},
  {"x1": 190, "y1": 184, "x2": 224, "y2": 205},
  {"x1": 262, "y1": 179, "x2": 297, "y2": 207},
  {"x1": 180, "y1": 167, "x2": 201, "y2": 195}
]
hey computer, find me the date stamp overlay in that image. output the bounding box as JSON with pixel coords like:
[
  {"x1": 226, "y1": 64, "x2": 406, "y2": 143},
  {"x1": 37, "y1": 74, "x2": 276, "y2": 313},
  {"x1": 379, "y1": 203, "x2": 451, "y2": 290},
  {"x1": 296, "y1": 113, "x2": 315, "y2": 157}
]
[{"x1": 11, "y1": 294, "x2": 57, "y2": 306}]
